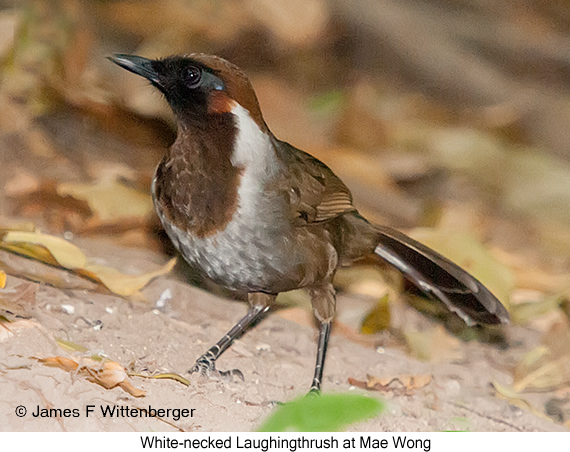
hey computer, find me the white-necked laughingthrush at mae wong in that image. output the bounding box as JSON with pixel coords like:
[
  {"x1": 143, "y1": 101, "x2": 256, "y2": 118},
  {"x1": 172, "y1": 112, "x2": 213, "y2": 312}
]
[{"x1": 110, "y1": 53, "x2": 509, "y2": 394}]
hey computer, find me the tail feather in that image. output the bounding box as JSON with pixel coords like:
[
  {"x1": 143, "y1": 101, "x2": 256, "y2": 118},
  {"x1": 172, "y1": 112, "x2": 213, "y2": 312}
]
[{"x1": 373, "y1": 225, "x2": 509, "y2": 325}]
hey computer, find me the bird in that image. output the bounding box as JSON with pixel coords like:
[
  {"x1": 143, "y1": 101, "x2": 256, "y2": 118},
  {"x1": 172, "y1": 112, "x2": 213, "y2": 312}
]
[{"x1": 109, "y1": 53, "x2": 509, "y2": 394}]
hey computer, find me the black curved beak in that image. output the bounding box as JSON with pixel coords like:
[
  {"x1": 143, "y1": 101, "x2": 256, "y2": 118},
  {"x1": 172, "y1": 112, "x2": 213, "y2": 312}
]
[{"x1": 108, "y1": 54, "x2": 161, "y2": 85}]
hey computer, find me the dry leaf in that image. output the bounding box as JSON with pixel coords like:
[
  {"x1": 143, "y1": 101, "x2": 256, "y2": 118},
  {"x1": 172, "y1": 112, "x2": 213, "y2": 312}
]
[
  {"x1": 360, "y1": 294, "x2": 391, "y2": 334},
  {"x1": 0, "y1": 249, "x2": 98, "y2": 292},
  {"x1": 513, "y1": 321, "x2": 570, "y2": 392},
  {"x1": 81, "y1": 258, "x2": 176, "y2": 297},
  {"x1": 131, "y1": 372, "x2": 190, "y2": 386},
  {"x1": 1, "y1": 229, "x2": 176, "y2": 296},
  {"x1": 3, "y1": 231, "x2": 88, "y2": 269},
  {"x1": 492, "y1": 381, "x2": 546, "y2": 418},
  {"x1": 9, "y1": 181, "x2": 93, "y2": 233},
  {"x1": 349, "y1": 374, "x2": 432, "y2": 395},
  {"x1": 511, "y1": 292, "x2": 562, "y2": 322},
  {"x1": 55, "y1": 338, "x2": 88, "y2": 353},
  {"x1": 0, "y1": 223, "x2": 37, "y2": 234},
  {"x1": 334, "y1": 266, "x2": 392, "y2": 298},
  {"x1": 39, "y1": 356, "x2": 146, "y2": 397},
  {"x1": 0, "y1": 270, "x2": 5, "y2": 288},
  {"x1": 404, "y1": 325, "x2": 463, "y2": 363},
  {"x1": 492, "y1": 247, "x2": 570, "y2": 296},
  {"x1": 57, "y1": 179, "x2": 153, "y2": 222}
]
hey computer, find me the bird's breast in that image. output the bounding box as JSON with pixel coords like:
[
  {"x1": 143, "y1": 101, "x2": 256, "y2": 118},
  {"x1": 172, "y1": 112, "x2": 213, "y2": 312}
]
[
  {"x1": 154, "y1": 176, "x2": 300, "y2": 292},
  {"x1": 151, "y1": 101, "x2": 338, "y2": 292}
]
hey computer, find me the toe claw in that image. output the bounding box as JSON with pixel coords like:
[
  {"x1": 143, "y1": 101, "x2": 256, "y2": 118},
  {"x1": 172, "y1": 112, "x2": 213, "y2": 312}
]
[
  {"x1": 217, "y1": 368, "x2": 244, "y2": 382},
  {"x1": 188, "y1": 357, "x2": 215, "y2": 377},
  {"x1": 189, "y1": 356, "x2": 244, "y2": 382},
  {"x1": 231, "y1": 368, "x2": 244, "y2": 381},
  {"x1": 307, "y1": 387, "x2": 321, "y2": 396}
]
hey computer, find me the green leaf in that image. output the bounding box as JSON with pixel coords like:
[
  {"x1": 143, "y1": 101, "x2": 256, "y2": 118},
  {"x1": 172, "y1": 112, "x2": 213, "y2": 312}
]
[{"x1": 258, "y1": 393, "x2": 384, "y2": 432}]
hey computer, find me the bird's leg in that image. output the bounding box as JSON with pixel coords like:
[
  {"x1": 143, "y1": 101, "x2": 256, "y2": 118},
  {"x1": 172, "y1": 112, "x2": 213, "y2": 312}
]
[
  {"x1": 307, "y1": 284, "x2": 336, "y2": 394},
  {"x1": 309, "y1": 320, "x2": 331, "y2": 394},
  {"x1": 190, "y1": 293, "x2": 274, "y2": 381}
]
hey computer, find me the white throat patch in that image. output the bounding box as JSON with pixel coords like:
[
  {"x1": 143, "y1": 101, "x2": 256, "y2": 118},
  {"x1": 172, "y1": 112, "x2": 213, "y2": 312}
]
[
  {"x1": 229, "y1": 103, "x2": 283, "y2": 220},
  {"x1": 230, "y1": 103, "x2": 277, "y2": 176}
]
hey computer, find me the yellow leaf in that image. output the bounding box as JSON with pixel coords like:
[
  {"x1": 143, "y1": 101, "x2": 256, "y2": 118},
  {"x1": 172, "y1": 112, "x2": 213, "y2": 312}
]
[
  {"x1": 0, "y1": 223, "x2": 36, "y2": 235},
  {"x1": 56, "y1": 338, "x2": 88, "y2": 353},
  {"x1": 83, "y1": 258, "x2": 177, "y2": 297},
  {"x1": 3, "y1": 231, "x2": 87, "y2": 269},
  {"x1": 57, "y1": 180, "x2": 153, "y2": 222},
  {"x1": 0, "y1": 270, "x2": 5, "y2": 289},
  {"x1": 492, "y1": 382, "x2": 550, "y2": 420},
  {"x1": 360, "y1": 294, "x2": 391, "y2": 334},
  {"x1": 1, "y1": 229, "x2": 175, "y2": 296},
  {"x1": 514, "y1": 354, "x2": 570, "y2": 392},
  {"x1": 131, "y1": 372, "x2": 190, "y2": 386}
]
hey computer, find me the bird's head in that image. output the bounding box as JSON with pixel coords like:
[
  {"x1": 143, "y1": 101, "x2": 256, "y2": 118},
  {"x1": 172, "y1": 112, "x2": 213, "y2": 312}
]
[{"x1": 109, "y1": 53, "x2": 268, "y2": 133}]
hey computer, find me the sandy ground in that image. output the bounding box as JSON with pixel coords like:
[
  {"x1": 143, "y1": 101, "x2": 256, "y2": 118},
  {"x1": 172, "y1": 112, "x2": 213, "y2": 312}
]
[{"x1": 0, "y1": 237, "x2": 564, "y2": 433}]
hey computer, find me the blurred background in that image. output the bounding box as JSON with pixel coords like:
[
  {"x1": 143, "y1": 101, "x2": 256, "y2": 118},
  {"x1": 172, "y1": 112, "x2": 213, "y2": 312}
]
[{"x1": 1, "y1": 0, "x2": 569, "y2": 427}]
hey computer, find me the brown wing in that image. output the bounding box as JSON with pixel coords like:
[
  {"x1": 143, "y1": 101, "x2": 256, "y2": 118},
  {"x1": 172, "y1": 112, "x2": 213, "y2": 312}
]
[{"x1": 276, "y1": 140, "x2": 356, "y2": 224}]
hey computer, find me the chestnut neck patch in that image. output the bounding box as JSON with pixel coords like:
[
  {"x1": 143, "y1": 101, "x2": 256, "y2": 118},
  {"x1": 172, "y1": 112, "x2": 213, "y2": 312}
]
[{"x1": 154, "y1": 111, "x2": 242, "y2": 238}]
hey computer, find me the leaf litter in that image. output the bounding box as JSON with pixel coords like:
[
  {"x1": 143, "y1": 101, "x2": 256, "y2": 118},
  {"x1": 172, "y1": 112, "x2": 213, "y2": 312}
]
[
  {"x1": 37, "y1": 356, "x2": 146, "y2": 397},
  {"x1": 348, "y1": 374, "x2": 432, "y2": 396},
  {"x1": 0, "y1": 228, "x2": 176, "y2": 296}
]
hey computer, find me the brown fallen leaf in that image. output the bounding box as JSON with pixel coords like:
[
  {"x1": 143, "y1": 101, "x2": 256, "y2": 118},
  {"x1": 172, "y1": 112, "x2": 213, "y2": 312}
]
[
  {"x1": 38, "y1": 356, "x2": 146, "y2": 397},
  {"x1": 349, "y1": 374, "x2": 432, "y2": 395}
]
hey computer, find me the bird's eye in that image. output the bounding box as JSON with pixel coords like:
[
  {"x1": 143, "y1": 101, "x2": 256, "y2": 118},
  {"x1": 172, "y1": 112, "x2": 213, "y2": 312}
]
[{"x1": 186, "y1": 66, "x2": 202, "y2": 88}]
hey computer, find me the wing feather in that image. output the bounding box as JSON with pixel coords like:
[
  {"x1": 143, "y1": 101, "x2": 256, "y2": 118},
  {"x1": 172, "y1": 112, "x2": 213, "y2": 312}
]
[{"x1": 276, "y1": 140, "x2": 356, "y2": 224}]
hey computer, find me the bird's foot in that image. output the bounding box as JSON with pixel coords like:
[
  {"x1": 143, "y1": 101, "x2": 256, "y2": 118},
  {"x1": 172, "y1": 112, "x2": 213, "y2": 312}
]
[
  {"x1": 189, "y1": 355, "x2": 244, "y2": 382},
  {"x1": 307, "y1": 386, "x2": 321, "y2": 397}
]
